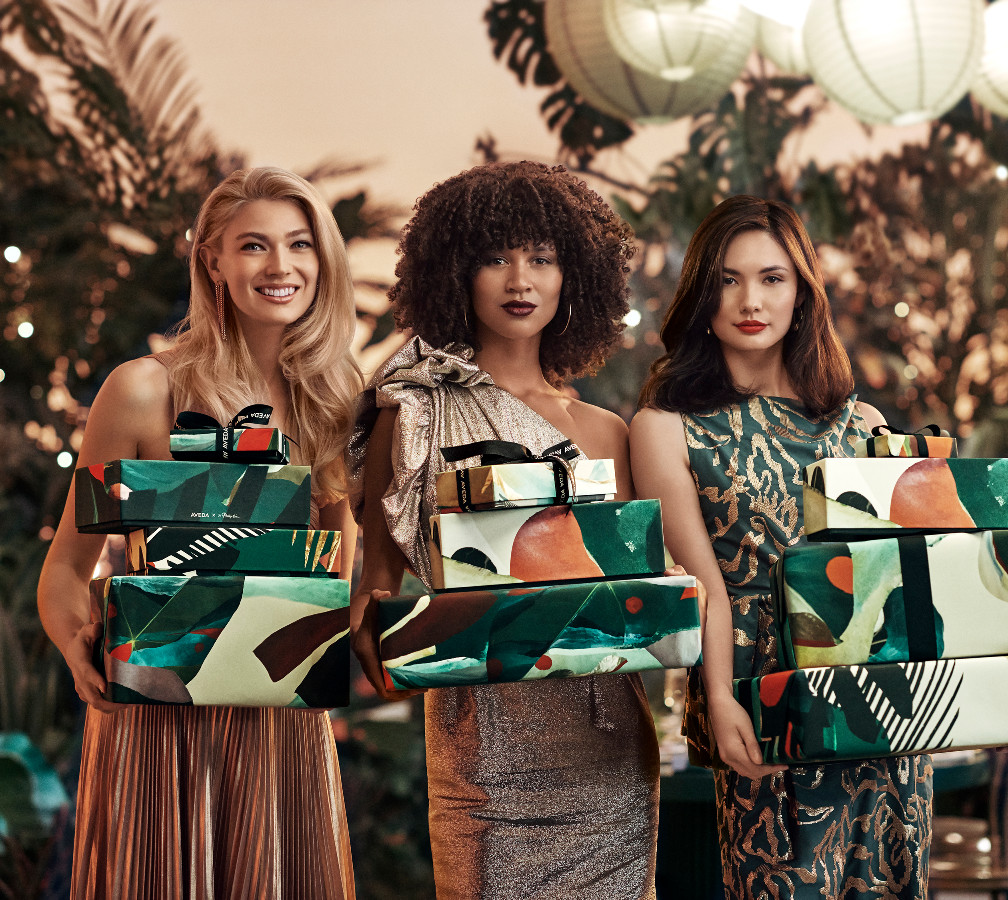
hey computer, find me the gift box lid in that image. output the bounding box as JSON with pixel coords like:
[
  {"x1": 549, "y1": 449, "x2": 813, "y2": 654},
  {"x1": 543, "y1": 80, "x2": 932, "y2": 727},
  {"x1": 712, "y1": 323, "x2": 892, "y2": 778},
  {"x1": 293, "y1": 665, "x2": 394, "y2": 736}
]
[
  {"x1": 853, "y1": 424, "x2": 958, "y2": 459},
  {"x1": 75, "y1": 459, "x2": 312, "y2": 533}
]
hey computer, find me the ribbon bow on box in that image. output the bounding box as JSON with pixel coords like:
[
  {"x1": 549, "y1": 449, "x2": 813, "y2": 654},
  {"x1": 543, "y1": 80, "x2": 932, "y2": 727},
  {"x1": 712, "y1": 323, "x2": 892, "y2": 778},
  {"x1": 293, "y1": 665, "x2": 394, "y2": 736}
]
[
  {"x1": 854, "y1": 424, "x2": 957, "y2": 459},
  {"x1": 170, "y1": 404, "x2": 291, "y2": 464},
  {"x1": 439, "y1": 439, "x2": 579, "y2": 512}
]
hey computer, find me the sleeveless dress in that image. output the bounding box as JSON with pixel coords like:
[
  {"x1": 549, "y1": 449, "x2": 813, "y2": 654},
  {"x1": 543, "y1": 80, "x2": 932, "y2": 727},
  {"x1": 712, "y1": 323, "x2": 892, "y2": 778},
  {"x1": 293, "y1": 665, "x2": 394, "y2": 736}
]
[
  {"x1": 72, "y1": 378, "x2": 355, "y2": 899},
  {"x1": 681, "y1": 396, "x2": 933, "y2": 899},
  {"x1": 347, "y1": 337, "x2": 660, "y2": 900}
]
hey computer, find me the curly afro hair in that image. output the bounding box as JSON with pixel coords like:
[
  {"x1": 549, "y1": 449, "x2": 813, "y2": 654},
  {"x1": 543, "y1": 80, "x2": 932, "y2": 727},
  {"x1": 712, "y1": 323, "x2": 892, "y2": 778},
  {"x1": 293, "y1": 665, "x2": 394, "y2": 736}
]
[{"x1": 390, "y1": 160, "x2": 635, "y2": 383}]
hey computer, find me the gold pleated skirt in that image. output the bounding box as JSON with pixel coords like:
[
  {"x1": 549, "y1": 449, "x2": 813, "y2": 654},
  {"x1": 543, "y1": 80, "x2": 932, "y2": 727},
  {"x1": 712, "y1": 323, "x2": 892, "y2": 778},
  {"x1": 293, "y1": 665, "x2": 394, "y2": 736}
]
[{"x1": 72, "y1": 704, "x2": 355, "y2": 900}]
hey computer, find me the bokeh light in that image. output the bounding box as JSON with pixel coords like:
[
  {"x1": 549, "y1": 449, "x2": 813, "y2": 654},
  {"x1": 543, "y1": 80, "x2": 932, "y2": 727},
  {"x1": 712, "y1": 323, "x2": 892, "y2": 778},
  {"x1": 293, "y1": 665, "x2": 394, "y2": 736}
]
[
  {"x1": 56, "y1": 451, "x2": 74, "y2": 468},
  {"x1": 17, "y1": 321, "x2": 33, "y2": 338},
  {"x1": 4, "y1": 245, "x2": 21, "y2": 263}
]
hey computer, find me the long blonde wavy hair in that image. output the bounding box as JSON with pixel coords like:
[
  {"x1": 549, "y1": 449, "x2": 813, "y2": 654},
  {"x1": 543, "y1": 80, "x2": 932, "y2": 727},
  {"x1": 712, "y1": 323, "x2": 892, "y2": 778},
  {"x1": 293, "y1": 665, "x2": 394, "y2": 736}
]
[{"x1": 163, "y1": 166, "x2": 362, "y2": 504}]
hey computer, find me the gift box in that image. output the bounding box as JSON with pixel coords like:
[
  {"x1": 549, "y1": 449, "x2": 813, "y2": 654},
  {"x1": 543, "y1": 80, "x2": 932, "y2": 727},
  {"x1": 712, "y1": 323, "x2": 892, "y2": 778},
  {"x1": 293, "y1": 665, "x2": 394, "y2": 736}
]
[
  {"x1": 428, "y1": 499, "x2": 665, "y2": 590},
  {"x1": 169, "y1": 404, "x2": 290, "y2": 465},
  {"x1": 435, "y1": 458, "x2": 616, "y2": 512},
  {"x1": 775, "y1": 531, "x2": 1008, "y2": 669},
  {"x1": 90, "y1": 574, "x2": 349, "y2": 707},
  {"x1": 75, "y1": 460, "x2": 311, "y2": 534},
  {"x1": 377, "y1": 574, "x2": 702, "y2": 691},
  {"x1": 854, "y1": 425, "x2": 958, "y2": 460},
  {"x1": 734, "y1": 656, "x2": 1008, "y2": 764},
  {"x1": 126, "y1": 526, "x2": 341, "y2": 577},
  {"x1": 802, "y1": 457, "x2": 1008, "y2": 540}
]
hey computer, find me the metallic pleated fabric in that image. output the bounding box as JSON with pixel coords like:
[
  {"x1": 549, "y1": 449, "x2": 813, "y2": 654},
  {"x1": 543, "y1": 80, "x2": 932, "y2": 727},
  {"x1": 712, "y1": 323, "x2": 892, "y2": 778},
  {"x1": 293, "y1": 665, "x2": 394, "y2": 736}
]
[
  {"x1": 347, "y1": 337, "x2": 660, "y2": 900},
  {"x1": 72, "y1": 705, "x2": 354, "y2": 899},
  {"x1": 682, "y1": 396, "x2": 933, "y2": 899}
]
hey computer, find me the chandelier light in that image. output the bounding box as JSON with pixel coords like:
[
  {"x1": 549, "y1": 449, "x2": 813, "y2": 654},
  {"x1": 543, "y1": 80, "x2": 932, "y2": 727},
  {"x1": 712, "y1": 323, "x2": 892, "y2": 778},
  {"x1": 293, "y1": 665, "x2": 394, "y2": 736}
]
[
  {"x1": 545, "y1": 0, "x2": 756, "y2": 123},
  {"x1": 602, "y1": 0, "x2": 749, "y2": 82},
  {"x1": 970, "y1": 0, "x2": 1008, "y2": 118},
  {"x1": 803, "y1": 0, "x2": 986, "y2": 126}
]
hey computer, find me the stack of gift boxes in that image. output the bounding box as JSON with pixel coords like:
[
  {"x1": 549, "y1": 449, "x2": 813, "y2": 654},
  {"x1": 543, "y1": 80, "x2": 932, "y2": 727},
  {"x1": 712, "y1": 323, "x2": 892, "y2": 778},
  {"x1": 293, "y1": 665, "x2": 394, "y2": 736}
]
[
  {"x1": 734, "y1": 426, "x2": 1008, "y2": 764},
  {"x1": 76, "y1": 406, "x2": 350, "y2": 709},
  {"x1": 377, "y1": 442, "x2": 703, "y2": 691}
]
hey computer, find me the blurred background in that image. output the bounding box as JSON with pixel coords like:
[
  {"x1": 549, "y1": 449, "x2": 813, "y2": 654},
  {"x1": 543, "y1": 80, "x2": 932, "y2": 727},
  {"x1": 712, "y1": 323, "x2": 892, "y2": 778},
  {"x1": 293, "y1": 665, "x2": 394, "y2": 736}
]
[{"x1": 4, "y1": 0, "x2": 1008, "y2": 897}]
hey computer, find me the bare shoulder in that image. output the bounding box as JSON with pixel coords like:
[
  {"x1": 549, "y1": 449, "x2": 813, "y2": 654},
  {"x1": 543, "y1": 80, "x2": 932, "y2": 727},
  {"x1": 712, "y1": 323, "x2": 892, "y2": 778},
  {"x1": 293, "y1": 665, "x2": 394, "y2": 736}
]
[
  {"x1": 566, "y1": 398, "x2": 627, "y2": 455},
  {"x1": 630, "y1": 406, "x2": 687, "y2": 459},
  {"x1": 79, "y1": 356, "x2": 173, "y2": 464},
  {"x1": 854, "y1": 400, "x2": 886, "y2": 432}
]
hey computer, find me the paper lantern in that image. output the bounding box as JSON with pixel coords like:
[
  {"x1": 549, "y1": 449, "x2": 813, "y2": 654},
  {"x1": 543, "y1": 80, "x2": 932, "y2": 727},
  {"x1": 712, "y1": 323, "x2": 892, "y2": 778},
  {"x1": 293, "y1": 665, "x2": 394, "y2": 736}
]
[
  {"x1": 755, "y1": 13, "x2": 808, "y2": 76},
  {"x1": 545, "y1": 0, "x2": 756, "y2": 123},
  {"x1": 971, "y1": 0, "x2": 1008, "y2": 118},
  {"x1": 803, "y1": 0, "x2": 985, "y2": 126},
  {"x1": 741, "y1": 0, "x2": 810, "y2": 27},
  {"x1": 602, "y1": 0, "x2": 747, "y2": 82}
]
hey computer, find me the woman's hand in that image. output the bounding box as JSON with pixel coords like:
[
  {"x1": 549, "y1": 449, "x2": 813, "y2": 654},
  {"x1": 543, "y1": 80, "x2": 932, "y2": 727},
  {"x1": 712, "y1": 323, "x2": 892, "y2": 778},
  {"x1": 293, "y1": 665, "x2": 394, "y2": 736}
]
[
  {"x1": 708, "y1": 692, "x2": 787, "y2": 781},
  {"x1": 351, "y1": 588, "x2": 425, "y2": 702},
  {"x1": 64, "y1": 622, "x2": 118, "y2": 714}
]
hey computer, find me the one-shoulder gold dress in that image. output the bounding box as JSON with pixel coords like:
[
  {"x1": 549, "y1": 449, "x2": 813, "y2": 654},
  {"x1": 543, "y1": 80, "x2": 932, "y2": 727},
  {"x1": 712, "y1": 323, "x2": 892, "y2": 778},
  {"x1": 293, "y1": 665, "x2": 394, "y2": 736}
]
[{"x1": 347, "y1": 338, "x2": 660, "y2": 900}]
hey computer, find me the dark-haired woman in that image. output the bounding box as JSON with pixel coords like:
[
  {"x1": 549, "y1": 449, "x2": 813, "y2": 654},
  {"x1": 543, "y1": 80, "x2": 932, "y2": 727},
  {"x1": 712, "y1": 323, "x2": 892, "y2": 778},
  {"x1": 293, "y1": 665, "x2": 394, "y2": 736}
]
[
  {"x1": 630, "y1": 196, "x2": 932, "y2": 898},
  {"x1": 347, "y1": 161, "x2": 672, "y2": 898}
]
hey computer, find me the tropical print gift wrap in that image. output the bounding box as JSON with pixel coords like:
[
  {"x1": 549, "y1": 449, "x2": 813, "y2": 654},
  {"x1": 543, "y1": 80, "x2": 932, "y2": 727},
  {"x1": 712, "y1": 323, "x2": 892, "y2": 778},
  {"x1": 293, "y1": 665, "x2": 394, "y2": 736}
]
[
  {"x1": 90, "y1": 574, "x2": 350, "y2": 707},
  {"x1": 735, "y1": 656, "x2": 1008, "y2": 764},
  {"x1": 428, "y1": 499, "x2": 665, "y2": 590},
  {"x1": 853, "y1": 425, "x2": 957, "y2": 460},
  {"x1": 126, "y1": 526, "x2": 341, "y2": 577},
  {"x1": 776, "y1": 530, "x2": 1008, "y2": 668},
  {"x1": 803, "y1": 457, "x2": 1008, "y2": 540},
  {"x1": 75, "y1": 459, "x2": 311, "y2": 533},
  {"x1": 377, "y1": 574, "x2": 701, "y2": 690}
]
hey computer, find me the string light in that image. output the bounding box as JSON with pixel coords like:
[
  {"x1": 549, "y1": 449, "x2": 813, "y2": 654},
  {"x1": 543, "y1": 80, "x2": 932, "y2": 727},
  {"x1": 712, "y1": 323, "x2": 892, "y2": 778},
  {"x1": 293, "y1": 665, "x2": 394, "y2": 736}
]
[
  {"x1": 17, "y1": 321, "x2": 33, "y2": 338},
  {"x1": 56, "y1": 452, "x2": 74, "y2": 468},
  {"x1": 624, "y1": 308, "x2": 642, "y2": 327},
  {"x1": 4, "y1": 246, "x2": 21, "y2": 263},
  {"x1": 894, "y1": 302, "x2": 910, "y2": 317}
]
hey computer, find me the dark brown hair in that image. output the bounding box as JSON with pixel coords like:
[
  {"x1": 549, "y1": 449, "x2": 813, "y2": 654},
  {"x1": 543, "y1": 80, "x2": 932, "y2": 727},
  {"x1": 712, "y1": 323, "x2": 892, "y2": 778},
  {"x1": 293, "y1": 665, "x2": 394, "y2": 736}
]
[
  {"x1": 390, "y1": 160, "x2": 635, "y2": 383},
  {"x1": 638, "y1": 194, "x2": 854, "y2": 415}
]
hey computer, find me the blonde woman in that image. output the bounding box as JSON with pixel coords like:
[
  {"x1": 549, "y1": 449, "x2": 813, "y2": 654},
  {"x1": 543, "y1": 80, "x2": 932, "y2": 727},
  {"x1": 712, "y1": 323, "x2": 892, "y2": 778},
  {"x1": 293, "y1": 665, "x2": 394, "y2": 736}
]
[{"x1": 38, "y1": 167, "x2": 361, "y2": 899}]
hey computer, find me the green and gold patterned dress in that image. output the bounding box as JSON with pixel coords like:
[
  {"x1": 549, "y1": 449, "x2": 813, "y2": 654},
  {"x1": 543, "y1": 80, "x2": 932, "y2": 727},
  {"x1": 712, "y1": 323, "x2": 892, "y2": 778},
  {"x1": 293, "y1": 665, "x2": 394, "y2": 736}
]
[{"x1": 681, "y1": 395, "x2": 933, "y2": 899}]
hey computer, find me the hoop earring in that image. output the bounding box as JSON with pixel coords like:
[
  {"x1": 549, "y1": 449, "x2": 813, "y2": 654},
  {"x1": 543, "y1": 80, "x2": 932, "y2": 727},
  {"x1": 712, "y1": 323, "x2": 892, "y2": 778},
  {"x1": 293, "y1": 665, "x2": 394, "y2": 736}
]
[
  {"x1": 555, "y1": 302, "x2": 571, "y2": 336},
  {"x1": 215, "y1": 281, "x2": 227, "y2": 342}
]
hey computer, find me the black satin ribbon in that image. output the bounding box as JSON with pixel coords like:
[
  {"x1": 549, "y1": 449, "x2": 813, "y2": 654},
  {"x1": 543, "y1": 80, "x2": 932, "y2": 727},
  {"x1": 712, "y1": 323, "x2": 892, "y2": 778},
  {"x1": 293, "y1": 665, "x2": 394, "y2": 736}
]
[
  {"x1": 439, "y1": 439, "x2": 578, "y2": 511},
  {"x1": 898, "y1": 535, "x2": 938, "y2": 662},
  {"x1": 865, "y1": 423, "x2": 954, "y2": 457},
  {"x1": 171, "y1": 404, "x2": 285, "y2": 463}
]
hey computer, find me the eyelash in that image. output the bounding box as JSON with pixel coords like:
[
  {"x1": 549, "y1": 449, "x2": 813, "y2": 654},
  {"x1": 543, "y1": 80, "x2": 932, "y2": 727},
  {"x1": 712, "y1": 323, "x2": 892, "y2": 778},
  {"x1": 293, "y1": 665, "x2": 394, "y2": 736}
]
[{"x1": 240, "y1": 240, "x2": 313, "y2": 252}]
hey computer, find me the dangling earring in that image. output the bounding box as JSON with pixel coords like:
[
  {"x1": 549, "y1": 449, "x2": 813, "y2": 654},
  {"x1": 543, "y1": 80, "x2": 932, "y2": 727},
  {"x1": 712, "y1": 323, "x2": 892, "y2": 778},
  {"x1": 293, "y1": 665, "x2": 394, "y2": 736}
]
[
  {"x1": 215, "y1": 281, "x2": 227, "y2": 342},
  {"x1": 791, "y1": 305, "x2": 804, "y2": 333},
  {"x1": 706, "y1": 325, "x2": 711, "y2": 337},
  {"x1": 555, "y1": 302, "x2": 572, "y2": 336},
  {"x1": 463, "y1": 304, "x2": 469, "y2": 331}
]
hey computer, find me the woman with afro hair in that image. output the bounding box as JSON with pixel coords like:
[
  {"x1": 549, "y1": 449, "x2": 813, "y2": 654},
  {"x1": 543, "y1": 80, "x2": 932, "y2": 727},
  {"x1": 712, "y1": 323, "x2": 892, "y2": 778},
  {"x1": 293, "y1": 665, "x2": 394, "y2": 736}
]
[{"x1": 346, "y1": 160, "x2": 676, "y2": 899}]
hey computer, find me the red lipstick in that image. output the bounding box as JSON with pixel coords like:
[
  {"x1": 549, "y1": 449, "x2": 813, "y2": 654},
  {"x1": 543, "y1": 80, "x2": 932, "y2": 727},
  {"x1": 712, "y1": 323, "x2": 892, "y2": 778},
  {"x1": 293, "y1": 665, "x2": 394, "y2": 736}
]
[{"x1": 735, "y1": 320, "x2": 767, "y2": 334}]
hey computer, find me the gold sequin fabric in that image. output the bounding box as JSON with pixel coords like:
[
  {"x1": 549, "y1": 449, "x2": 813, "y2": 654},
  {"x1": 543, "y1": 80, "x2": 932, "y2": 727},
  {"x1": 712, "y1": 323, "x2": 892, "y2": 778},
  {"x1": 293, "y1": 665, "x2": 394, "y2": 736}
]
[
  {"x1": 682, "y1": 396, "x2": 932, "y2": 899},
  {"x1": 347, "y1": 337, "x2": 660, "y2": 900}
]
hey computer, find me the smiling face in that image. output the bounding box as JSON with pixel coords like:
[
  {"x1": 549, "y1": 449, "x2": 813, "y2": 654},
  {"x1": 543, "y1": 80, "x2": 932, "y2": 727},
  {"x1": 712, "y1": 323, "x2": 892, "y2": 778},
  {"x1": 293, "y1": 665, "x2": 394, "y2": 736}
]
[
  {"x1": 470, "y1": 243, "x2": 563, "y2": 347},
  {"x1": 201, "y1": 199, "x2": 319, "y2": 335},
  {"x1": 710, "y1": 228, "x2": 799, "y2": 362}
]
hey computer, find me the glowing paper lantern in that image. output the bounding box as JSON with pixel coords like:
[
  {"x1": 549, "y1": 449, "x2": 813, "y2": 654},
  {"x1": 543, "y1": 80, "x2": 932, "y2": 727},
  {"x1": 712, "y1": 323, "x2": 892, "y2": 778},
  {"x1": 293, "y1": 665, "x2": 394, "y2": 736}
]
[
  {"x1": 741, "y1": 0, "x2": 810, "y2": 27},
  {"x1": 545, "y1": 0, "x2": 756, "y2": 123},
  {"x1": 803, "y1": 0, "x2": 985, "y2": 126},
  {"x1": 755, "y1": 13, "x2": 808, "y2": 76},
  {"x1": 971, "y1": 0, "x2": 1008, "y2": 118},
  {"x1": 602, "y1": 0, "x2": 748, "y2": 82}
]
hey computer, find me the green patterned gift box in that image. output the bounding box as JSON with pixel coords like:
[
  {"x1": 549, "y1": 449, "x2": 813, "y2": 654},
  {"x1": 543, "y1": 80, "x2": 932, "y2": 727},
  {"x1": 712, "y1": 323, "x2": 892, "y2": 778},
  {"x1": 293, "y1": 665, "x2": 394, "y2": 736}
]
[
  {"x1": 75, "y1": 460, "x2": 311, "y2": 534},
  {"x1": 169, "y1": 403, "x2": 290, "y2": 465},
  {"x1": 377, "y1": 574, "x2": 701, "y2": 691},
  {"x1": 734, "y1": 656, "x2": 1008, "y2": 764},
  {"x1": 90, "y1": 574, "x2": 349, "y2": 707},
  {"x1": 775, "y1": 531, "x2": 1008, "y2": 669},
  {"x1": 428, "y1": 499, "x2": 665, "y2": 590},
  {"x1": 435, "y1": 458, "x2": 616, "y2": 512},
  {"x1": 802, "y1": 457, "x2": 1008, "y2": 540},
  {"x1": 126, "y1": 526, "x2": 341, "y2": 577}
]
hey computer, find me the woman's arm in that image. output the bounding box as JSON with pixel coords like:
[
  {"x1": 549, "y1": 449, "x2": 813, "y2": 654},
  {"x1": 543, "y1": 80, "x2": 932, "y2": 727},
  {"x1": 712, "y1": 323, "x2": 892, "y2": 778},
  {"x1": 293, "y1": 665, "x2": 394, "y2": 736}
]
[
  {"x1": 349, "y1": 406, "x2": 422, "y2": 701},
  {"x1": 630, "y1": 407, "x2": 784, "y2": 780},
  {"x1": 37, "y1": 357, "x2": 173, "y2": 712}
]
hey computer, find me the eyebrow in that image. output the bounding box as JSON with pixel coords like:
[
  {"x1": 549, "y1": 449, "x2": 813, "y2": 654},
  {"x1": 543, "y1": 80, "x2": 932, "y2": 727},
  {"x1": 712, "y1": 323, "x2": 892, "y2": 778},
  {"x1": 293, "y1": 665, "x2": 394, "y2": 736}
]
[
  {"x1": 234, "y1": 228, "x2": 312, "y2": 241},
  {"x1": 722, "y1": 264, "x2": 789, "y2": 274}
]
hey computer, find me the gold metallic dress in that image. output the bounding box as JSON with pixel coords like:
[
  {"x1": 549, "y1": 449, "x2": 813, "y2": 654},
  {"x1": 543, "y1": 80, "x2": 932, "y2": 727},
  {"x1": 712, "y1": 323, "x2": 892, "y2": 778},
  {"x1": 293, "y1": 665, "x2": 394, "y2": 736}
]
[
  {"x1": 72, "y1": 496, "x2": 355, "y2": 898},
  {"x1": 347, "y1": 338, "x2": 660, "y2": 900},
  {"x1": 682, "y1": 396, "x2": 932, "y2": 900}
]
